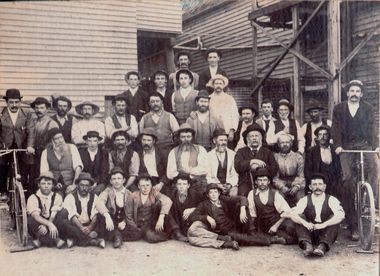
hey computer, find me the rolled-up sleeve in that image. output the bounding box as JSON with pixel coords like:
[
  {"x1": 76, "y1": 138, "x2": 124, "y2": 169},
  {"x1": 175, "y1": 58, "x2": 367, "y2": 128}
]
[
  {"x1": 63, "y1": 194, "x2": 79, "y2": 220},
  {"x1": 70, "y1": 144, "x2": 83, "y2": 170},
  {"x1": 129, "y1": 151, "x2": 140, "y2": 177}
]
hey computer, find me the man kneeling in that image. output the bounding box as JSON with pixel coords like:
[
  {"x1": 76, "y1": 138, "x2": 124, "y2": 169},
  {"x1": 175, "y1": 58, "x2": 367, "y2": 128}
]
[
  {"x1": 125, "y1": 173, "x2": 172, "y2": 243},
  {"x1": 187, "y1": 183, "x2": 286, "y2": 250},
  {"x1": 290, "y1": 173, "x2": 345, "y2": 257}
]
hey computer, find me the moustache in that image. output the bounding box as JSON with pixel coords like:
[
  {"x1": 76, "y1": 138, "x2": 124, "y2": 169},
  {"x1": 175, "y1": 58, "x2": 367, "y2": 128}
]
[
  {"x1": 143, "y1": 144, "x2": 150, "y2": 148},
  {"x1": 315, "y1": 189, "x2": 323, "y2": 193},
  {"x1": 350, "y1": 96, "x2": 358, "y2": 99}
]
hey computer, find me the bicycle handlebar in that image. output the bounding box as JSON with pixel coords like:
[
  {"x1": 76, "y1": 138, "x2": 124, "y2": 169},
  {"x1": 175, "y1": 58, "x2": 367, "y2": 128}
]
[
  {"x1": 341, "y1": 149, "x2": 379, "y2": 153},
  {"x1": 0, "y1": 149, "x2": 28, "y2": 157}
]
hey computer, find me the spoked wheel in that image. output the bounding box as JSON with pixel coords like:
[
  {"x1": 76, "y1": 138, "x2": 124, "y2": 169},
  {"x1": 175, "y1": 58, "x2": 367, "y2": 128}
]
[
  {"x1": 13, "y1": 179, "x2": 28, "y2": 246},
  {"x1": 358, "y1": 182, "x2": 375, "y2": 251}
]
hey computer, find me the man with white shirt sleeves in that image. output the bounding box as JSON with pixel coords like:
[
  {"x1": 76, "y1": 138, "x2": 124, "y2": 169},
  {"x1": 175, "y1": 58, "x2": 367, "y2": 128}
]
[
  {"x1": 168, "y1": 51, "x2": 199, "y2": 92},
  {"x1": 248, "y1": 168, "x2": 297, "y2": 245},
  {"x1": 167, "y1": 123, "x2": 209, "y2": 194},
  {"x1": 51, "y1": 96, "x2": 77, "y2": 143},
  {"x1": 290, "y1": 173, "x2": 345, "y2": 257},
  {"x1": 255, "y1": 99, "x2": 277, "y2": 150}
]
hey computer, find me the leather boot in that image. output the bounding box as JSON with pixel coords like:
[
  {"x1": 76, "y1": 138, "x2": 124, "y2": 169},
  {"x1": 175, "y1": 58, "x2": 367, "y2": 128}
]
[
  {"x1": 302, "y1": 241, "x2": 314, "y2": 257},
  {"x1": 313, "y1": 243, "x2": 326, "y2": 257},
  {"x1": 217, "y1": 235, "x2": 232, "y2": 242},
  {"x1": 172, "y1": 229, "x2": 189, "y2": 242},
  {"x1": 113, "y1": 235, "x2": 122, "y2": 248},
  {"x1": 270, "y1": 235, "x2": 287, "y2": 245},
  {"x1": 221, "y1": 241, "x2": 240, "y2": 250}
]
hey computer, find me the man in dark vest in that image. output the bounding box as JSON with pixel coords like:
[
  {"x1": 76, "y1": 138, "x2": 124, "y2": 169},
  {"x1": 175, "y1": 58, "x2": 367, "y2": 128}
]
[
  {"x1": 40, "y1": 128, "x2": 83, "y2": 195},
  {"x1": 139, "y1": 92, "x2": 179, "y2": 157},
  {"x1": 56, "y1": 172, "x2": 105, "y2": 248},
  {"x1": 301, "y1": 99, "x2": 331, "y2": 151},
  {"x1": 151, "y1": 70, "x2": 173, "y2": 112},
  {"x1": 168, "y1": 51, "x2": 199, "y2": 92},
  {"x1": 79, "y1": 131, "x2": 109, "y2": 195},
  {"x1": 331, "y1": 80, "x2": 379, "y2": 241},
  {"x1": 51, "y1": 96, "x2": 77, "y2": 144},
  {"x1": 104, "y1": 95, "x2": 138, "y2": 150},
  {"x1": 273, "y1": 99, "x2": 305, "y2": 154},
  {"x1": 108, "y1": 130, "x2": 140, "y2": 192},
  {"x1": 290, "y1": 173, "x2": 345, "y2": 257},
  {"x1": 248, "y1": 168, "x2": 297, "y2": 245}
]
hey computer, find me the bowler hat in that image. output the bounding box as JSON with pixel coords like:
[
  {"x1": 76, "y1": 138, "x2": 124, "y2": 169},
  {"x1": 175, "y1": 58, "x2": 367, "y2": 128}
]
[
  {"x1": 205, "y1": 48, "x2": 222, "y2": 59},
  {"x1": 206, "y1": 74, "x2": 229, "y2": 89},
  {"x1": 112, "y1": 95, "x2": 128, "y2": 106},
  {"x1": 176, "y1": 123, "x2": 195, "y2": 137},
  {"x1": 344, "y1": 80, "x2": 366, "y2": 93},
  {"x1": 3, "y1": 89, "x2": 22, "y2": 100},
  {"x1": 75, "y1": 101, "x2": 99, "y2": 116},
  {"x1": 138, "y1": 172, "x2": 154, "y2": 183},
  {"x1": 152, "y1": 70, "x2": 169, "y2": 81},
  {"x1": 306, "y1": 99, "x2": 324, "y2": 113},
  {"x1": 111, "y1": 130, "x2": 130, "y2": 142},
  {"x1": 314, "y1": 124, "x2": 331, "y2": 136},
  {"x1": 31, "y1": 97, "x2": 51, "y2": 108},
  {"x1": 37, "y1": 171, "x2": 57, "y2": 185},
  {"x1": 204, "y1": 183, "x2": 223, "y2": 196},
  {"x1": 47, "y1": 128, "x2": 64, "y2": 142},
  {"x1": 195, "y1": 90, "x2": 210, "y2": 101},
  {"x1": 110, "y1": 167, "x2": 126, "y2": 178},
  {"x1": 276, "y1": 99, "x2": 294, "y2": 112},
  {"x1": 83, "y1": 130, "x2": 103, "y2": 141},
  {"x1": 253, "y1": 168, "x2": 272, "y2": 181},
  {"x1": 239, "y1": 103, "x2": 258, "y2": 116},
  {"x1": 53, "y1": 96, "x2": 72, "y2": 111},
  {"x1": 212, "y1": 128, "x2": 228, "y2": 139},
  {"x1": 139, "y1": 128, "x2": 158, "y2": 141},
  {"x1": 242, "y1": 123, "x2": 266, "y2": 140},
  {"x1": 175, "y1": 51, "x2": 193, "y2": 63},
  {"x1": 75, "y1": 172, "x2": 94, "y2": 185},
  {"x1": 176, "y1": 69, "x2": 194, "y2": 84},
  {"x1": 125, "y1": 71, "x2": 141, "y2": 82}
]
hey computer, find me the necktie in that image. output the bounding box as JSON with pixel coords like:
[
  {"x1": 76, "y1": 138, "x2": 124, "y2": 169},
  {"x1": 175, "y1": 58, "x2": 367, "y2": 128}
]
[
  {"x1": 264, "y1": 120, "x2": 270, "y2": 132},
  {"x1": 252, "y1": 149, "x2": 257, "y2": 157}
]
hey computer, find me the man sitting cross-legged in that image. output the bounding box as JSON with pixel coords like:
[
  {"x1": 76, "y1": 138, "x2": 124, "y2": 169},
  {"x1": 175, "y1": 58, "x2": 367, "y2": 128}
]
[
  {"x1": 96, "y1": 167, "x2": 143, "y2": 248},
  {"x1": 248, "y1": 168, "x2": 297, "y2": 245},
  {"x1": 187, "y1": 183, "x2": 286, "y2": 250},
  {"x1": 125, "y1": 173, "x2": 172, "y2": 243},
  {"x1": 55, "y1": 172, "x2": 105, "y2": 248}
]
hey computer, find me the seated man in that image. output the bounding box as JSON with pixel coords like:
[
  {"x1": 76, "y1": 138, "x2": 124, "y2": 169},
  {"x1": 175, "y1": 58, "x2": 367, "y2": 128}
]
[
  {"x1": 108, "y1": 130, "x2": 140, "y2": 191},
  {"x1": 207, "y1": 129, "x2": 239, "y2": 196},
  {"x1": 290, "y1": 173, "x2": 345, "y2": 257},
  {"x1": 248, "y1": 168, "x2": 297, "y2": 245},
  {"x1": 95, "y1": 167, "x2": 143, "y2": 248},
  {"x1": 40, "y1": 128, "x2": 83, "y2": 195},
  {"x1": 187, "y1": 183, "x2": 286, "y2": 250},
  {"x1": 273, "y1": 134, "x2": 305, "y2": 207},
  {"x1": 57, "y1": 172, "x2": 105, "y2": 248},
  {"x1": 125, "y1": 173, "x2": 172, "y2": 243},
  {"x1": 167, "y1": 173, "x2": 204, "y2": 242},
  {"x1": 27, "y1": 171, "x2": 65, "y2": 248},
  {"x1": 79, "y1": 131, "x2": 109, "y2": 195}
]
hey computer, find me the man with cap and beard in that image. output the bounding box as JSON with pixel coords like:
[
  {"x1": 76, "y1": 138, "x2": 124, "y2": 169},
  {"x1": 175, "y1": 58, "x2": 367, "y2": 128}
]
[
  {"x1": 0, "y1": 89, "x2": 35, "y2": 199},
  {"x1": 167, "y1": 123, "x2": 209, "y2": 194},
  {"x1": 71, "y1": 101, "x2": 105, "y2": 148},
  {"x1": 51, "y1": 95, "x2": 77, "y2": 143},
  {"x1": 40, "y1": 128, "x2": 83, "y2": 195},
  {"x1": 234, "y1": 123, "x2": 278, "y2": 197}
]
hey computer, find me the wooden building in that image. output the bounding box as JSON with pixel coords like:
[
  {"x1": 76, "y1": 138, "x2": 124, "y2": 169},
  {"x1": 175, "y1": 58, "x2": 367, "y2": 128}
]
[{"x1": 0, "y1": 0, "x2": 182, "y2": 118}]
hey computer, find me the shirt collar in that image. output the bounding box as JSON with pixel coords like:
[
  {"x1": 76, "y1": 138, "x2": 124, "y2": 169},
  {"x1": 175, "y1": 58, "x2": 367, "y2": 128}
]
[
  {"x1": 113, "y1": 186, "x2": 126, "y2": 195},
  {"x1": 36, "y1": 189, "x2": 53, "y2": 199}
]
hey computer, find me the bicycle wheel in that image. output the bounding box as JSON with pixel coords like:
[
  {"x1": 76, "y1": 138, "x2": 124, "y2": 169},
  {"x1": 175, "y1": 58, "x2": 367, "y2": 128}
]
[
  {"x1": 13, "y1": 179, "x2": 28, "y2": 246},
  {"x1": 358, "y1": 182, "x2": 375, "y2": 251}
]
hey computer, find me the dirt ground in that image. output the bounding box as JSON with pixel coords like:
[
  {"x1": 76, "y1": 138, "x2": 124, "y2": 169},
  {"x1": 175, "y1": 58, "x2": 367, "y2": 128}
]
[{"x1": 0, "y1": 203, "x2": 378, "y2": 276}]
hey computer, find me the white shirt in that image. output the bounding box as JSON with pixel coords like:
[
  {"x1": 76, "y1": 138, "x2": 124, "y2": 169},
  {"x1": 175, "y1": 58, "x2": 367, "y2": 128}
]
[
  {"x1": 72, "y1": 118, "x2": 106, "y2": 145},
  {"x1": 27, "y1": 190, "x2": 63, "y2": 217},
  {"x1": 104, "y1": 114, "x2": 138, "y2": 140},
  {"x1": 63, "y1": 192, "x2": 98, "y2": 223},
  {"x1": 301, "y1": 120, "x2": 332, "y2": 148},
  {"x1": 40, "y1": 144, "x2": 83, "y2": 174},
  {"x1": 348, "y1": 102, "x2": 360, "y2": 117},
  {"x1": 209, "y1": 92, "x2": 239, "y2": 133},
  {"x1": 235, "y1": 121, "x2": 253, "y2": 152},
  {"x1": 197, "y1": 111, "x2": 209, "y2": 124},
  {"x1": 8, "y1": 108, "x2": 19, "y2": 126},
  {"x1": 88, "y1": 148, "x2": 98, "y2": 162},
  {"x1": 209, "y1": 66, "x2": 217, "y2": 78},
  {"x1": 114, "y1": 187, "x2": 127, "y2": 208},
  {"x1": 143, "y1": 149, "x2": 159, "y2": 177},
  {"x1": 248, "y1": 189, "x2": 291, "y2": 218},
  {"x1": 320, "y1": 146, "x2": 332, "y2": 165},
  {"x1": 129, "y1": 87, "x2": 138, "y2": 97}
]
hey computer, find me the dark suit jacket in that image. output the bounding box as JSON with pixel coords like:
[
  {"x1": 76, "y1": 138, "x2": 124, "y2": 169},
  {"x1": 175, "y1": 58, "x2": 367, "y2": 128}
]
[
  {"x1": 234, "y1": 146, "x2": 278, "y2": 196},
  {"x1": 198, "y1": 66, "x2": 228, "y2": 91},
  {"x1": 79, "y1": 147, "x2": 109, "y2": 185},
  {"x1": 117, "y1": 88, "x2": 149, "y2": 122},
  {"x1": 138, "y1": 148, "x2": 169, "y2": 186},
  {"x1": 0, "y1": 107, "x2": 35, "y2": 164},
  {"x1": 331, "y1": 100, "x2": 378, "y2": 149}
]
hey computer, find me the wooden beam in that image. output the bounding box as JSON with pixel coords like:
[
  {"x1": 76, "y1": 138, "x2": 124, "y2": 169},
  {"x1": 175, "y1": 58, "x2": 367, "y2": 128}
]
[
  {"x1": 248, "y1": 1, "x2": 299, "y2": 20},
  {"x1": 292, "y1": 5, "x2": 303, "y2": 124},
  {"x1": 251, "y1": 20, "x2": 334, "y2": 80},
  {"x1": 251, "y1": 1, "x2": 327, "y2": 97},
  {"x1": 254, "y1": 21, "x2": 293, "y2": 29}
]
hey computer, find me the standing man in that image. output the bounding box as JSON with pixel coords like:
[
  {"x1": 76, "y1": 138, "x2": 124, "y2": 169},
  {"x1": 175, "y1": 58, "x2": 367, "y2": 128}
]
[
  {"x1": 31, "y1": 97, "x2": 59, "y2": 193},
  {"x1": 273, "y1": 99, "x2": 305, "y2": 154},
  {"x1": 152, "y1": 70, "x2": 173, "y2": 112},
  {"x1": 139, "y1": 92, "x2": 179, "y2": 157},
  {"x1": 301, "y1": 99, "x2": 331, "y2": 151},
  {"x1": 186, "y1": 90, "x2": 224, "y2": 151},
  {"x1": 71, "y1": 101, "x2": 105, "y2": 148},
  {"x1": 255, "y1": 99, "x2": 277, "y2": 148},
  {"x1": 116, "y1": 71, "x2": 149, "y2": 122},
  {"x1": 208, "y1": 75, "x2": 239, "y2": 145},
  {"x1": 234, "y1": 124, "x2": 278, "y2": 197},
  {"x1": 40, "y1": 128, "x2": 83, "y2": 195},
  {"x1": 167, "y1": 123, "x2": 209, "y2": 194},
  {"x1": 331, "y1": 80, "x2": 379, "y2": 240},
  {"x1": 290, "y1": 173, "x2": 345, "y2": 257},
  {"x1": 0, "y1": 89, "x2": 35, "y2": 199},
  {"x1": 198, "y1": 48, "x2": 228, "y2": 92},
  {"x1": 137, "y1": 128, "x2": 170, "y2": 195},
  {"x1": 230, "y1": 103, "x2": 258, "y2": 151},
  {"x1": 51, "y1": 96, "x2": 77, "y2": 143},
  {"x1": 171, "y1": 69, "x2": 199, "y2": 125},
  {"x1": 207, "y1": 129, "x2": 239, "y2": 196},
  {"x1": 273, "y1": 134, "x2": 305, "y2": 207},
  {"x1": 168, "y1": 51, "x2": 199, "y2": 92}
]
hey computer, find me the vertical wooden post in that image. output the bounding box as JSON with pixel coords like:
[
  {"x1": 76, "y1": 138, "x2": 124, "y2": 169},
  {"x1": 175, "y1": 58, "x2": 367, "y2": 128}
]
[
  {"x1": 327, "y1": 0, "x2": 341, "y2": 118},
  {"x1": 251, "y1": 1, "x2": 259, "y2": 105},
  {"x1": 292, "y1": 4, "x2": 302, "y2": 124},
  {"x1": 165, "y1": 38, "x2": 176, "y2": 74}
]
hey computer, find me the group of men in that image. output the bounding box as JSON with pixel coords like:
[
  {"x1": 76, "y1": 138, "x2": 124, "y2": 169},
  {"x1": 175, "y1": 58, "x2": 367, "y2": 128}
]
[{"x1": 0, "y1": 49, "x2": 378, "y2": 258}]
